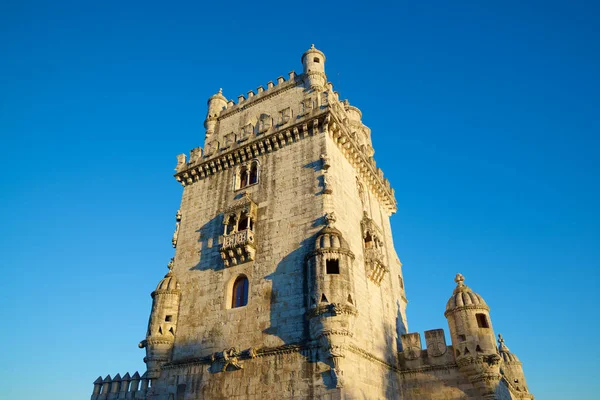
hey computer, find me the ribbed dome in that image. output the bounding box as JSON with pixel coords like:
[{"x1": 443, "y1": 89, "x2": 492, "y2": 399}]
[
  {"x1": 155, "y1": 260, "x2": 180, "y2": 291},
  {"x1": 445, "y1": 274, "x2": 489, "y2": 313},
  {"x1": 315, "y1": 226, "x2": 349, "y2": 250},
  {"x1": 498, "y1": 334, "x2": 520, "y2": 363}
]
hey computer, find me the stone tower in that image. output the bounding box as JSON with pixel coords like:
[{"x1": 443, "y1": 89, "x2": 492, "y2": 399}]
[{"x1": 91, "y1": 46, "x2": 534, "y2": 399}]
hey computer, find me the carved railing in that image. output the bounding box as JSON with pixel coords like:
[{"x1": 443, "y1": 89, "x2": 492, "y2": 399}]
[
  {"x1": 220, "y1": 229, "x2": 256, "y2": 266},
  {"x1": 364, "y1": 247, "x2": 387, "y2": 285}
]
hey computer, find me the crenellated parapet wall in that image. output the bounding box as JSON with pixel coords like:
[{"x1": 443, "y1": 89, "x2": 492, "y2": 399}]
[
  {"x1": 90, "y1": 371, "x2": 150, "y2": 400},
  {"x1": 398, "y1": 329, "x2": 456, "y2": 372}
]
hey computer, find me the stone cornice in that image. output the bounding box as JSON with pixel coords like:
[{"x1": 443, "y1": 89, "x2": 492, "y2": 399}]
[
  {"x1": 326, "y1": 108, "x2": 397, "y2": 213},
  {"x1": 174, "y1": 111, "x2": 326, "y2": 186}
]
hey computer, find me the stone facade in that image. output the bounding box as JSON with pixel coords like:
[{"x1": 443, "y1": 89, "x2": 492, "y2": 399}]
[{"x1": 91, "y1": 46, "x2": 534, "y2": 400}]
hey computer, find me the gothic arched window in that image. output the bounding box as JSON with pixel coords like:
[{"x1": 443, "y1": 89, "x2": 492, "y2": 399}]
[
  {"x1": 235, "y1": 161, "x2": 260, "y2": 190},
  {"x1": 232, "y1": 276, "x2": 249, "y2": 308}
]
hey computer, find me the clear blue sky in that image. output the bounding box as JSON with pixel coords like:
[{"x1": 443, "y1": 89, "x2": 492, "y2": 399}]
[{"x1": 1, "y1": 1, "x2": 598, "y2": 399}]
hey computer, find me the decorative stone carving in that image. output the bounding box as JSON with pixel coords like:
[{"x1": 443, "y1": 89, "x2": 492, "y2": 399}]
[
  {"x1": 325, "y1": 212, "x2": 336, "y2": 227},
  {"x1": 401, "y1": 333, "x2": 422, "y2": 361},
  {"x1": 425, "y1": 329, "x2": 447, "y2": 357},
  {"x1": 239, "y1": 123, "x2": 253, "y2": 142},
  {"x1": 175, "y1": 154, "x2": 187, "y2": 172},
  {"x1": 172, "y1": 210, "x2": 182, "y2": 248},
  {"x1": 189, "y1": 147, "x2": 203, "y2": 165},
  {"x1": 220, "y1": 193, "x2": 258, "y2": 266},
  {"x1": 323, "y1": 173, "x2": 332, "y2": 194},
  {"x1": 320, "y1": 154, "x2": 330, "y2": 170},
  {"x1": 279, "y1": 107, "x2": 291, "y2": 125},
  {"x1": 222, "y1": 132, "x2": 235, "y2": 150},
  {"x1": 210, "y1": 347, "x2": 257, "y2": 372},
  {"x1": 361, "y1": 212, "x2": 388, "y2": 285},
  {"x1": 204, "y1": 140, "x2": 219, "y2": 157},
  {"x1": 301, "y1": 98, "x2": 313, "y2": 115},
  {"x1": 258, "y1": 114, "x2": 272, "y2": 134}
]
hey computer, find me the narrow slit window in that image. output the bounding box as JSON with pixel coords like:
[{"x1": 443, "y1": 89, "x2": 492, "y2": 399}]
[
  {"x1": 165, "y1": 315, "x2": 172, "y2": 322},
  {"x1": 476, "y1": 313, "x2": 490, "y2": 328},
  {"x1": 326, "y1": 259, "x2": 340, "y2": 274}
]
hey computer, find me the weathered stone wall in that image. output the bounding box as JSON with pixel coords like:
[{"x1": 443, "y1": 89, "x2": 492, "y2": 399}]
[
  {"x1": 323, "y1": 130, "x2": 407, "y2": 364},
  {"x1": 171, "y1": 129, "x2": 326, "y2": 361}
]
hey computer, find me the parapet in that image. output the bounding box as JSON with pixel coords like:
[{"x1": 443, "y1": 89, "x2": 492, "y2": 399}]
[
  {"x1": 398, "y1": 329, "x2": 456, "y2": 371},
  {"x1": 90, "y1": 371, "x2": 150, "y2": 400}
]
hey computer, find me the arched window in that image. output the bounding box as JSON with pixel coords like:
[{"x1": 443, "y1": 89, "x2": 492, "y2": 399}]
[
  {"x1": 238, "y1": 212, "x2": 249, "y2": 231},
  {"x1": 239, "y1": 167, "x2": 249, "y2": 189},
  {"x1": 232, "y1": 276, "x2": 249, "y2": 308},
  {"x1": 234, "y1": 161, "x2": 260, "y2": 190},
  {"x1": 249, "y1": 161, "x2": 258, "y2": 185},
  {"x1": 224, "y1": 214, "x2": 236, "y2": 235},
  {"x1": 364, "y1": 232, "x2": 374, "y2": 248}
]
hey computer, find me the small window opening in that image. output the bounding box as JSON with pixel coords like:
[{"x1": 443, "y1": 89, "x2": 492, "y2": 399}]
[
  {"x1": 238, "y1": 214, "x2": 249, "y2": 231},
  {"x1": 313, "y1": 57, "x2": 320, "y2": 63},
  {"x1": 476, "y1": 345, "x2": 482, "y2": 353},
  {"x1": 326, "y1": 259, "x2": 340, "y2": 274},
  {"x1": 464, "y1": 347, "x2": 470, "y2": 355},
  {"x1": 225, "y1": 215, "x2": 236, "y2": 235},
  {"x1": 169, "y1": 327, "x2": 175, "y2": 335},
  {"x1": 249, "y1": 162, "x2": 258, "y2": 185},
  {"x1": 364, "y1": 232, "x2": 373, "y2": 248},
  {"x1": 347, "y1": 294, "x2": 353, "y2": 304},
  {"x1": 514, "y1": 379, "x2": 519, "y2": 384},
  {"x1": 239, "y1": 167, "x2": 249, "y2": 189},
  {"x1": 476, "y1": 313, "x2": 490, "y2": 328},
  {"x1": 232, "y1": 276, "x2": 249, "y2": 308},
  {"x1": 458, "y1": 334, "x2": 466, "y2": 342},
  {"x1": 321, "y1": 293, "x2": 328, "y2": 303},
  {"x1": 165, "y1": 315, "x2": 172, "y2": 322},
  {"x1": 158, "y1": 326, "x2": 163, "y2": 335}
]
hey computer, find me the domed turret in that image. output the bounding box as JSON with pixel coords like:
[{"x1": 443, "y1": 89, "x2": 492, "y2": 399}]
[
  {"x1": 445, "y1": 273, "x2": 496, "y2": 355},
  {"x1": 302, "y1": 44, "x2": 327, "y2": 89},
  {"x1": 139, "y1": 259, "x2": 181, "y2": 379},
  {"x1": 204, "y1": 88, "x2": 227, "y2": 138},
  {"x1": 445, "y1": 274, "x2": 502, "y2": 399},
  {"x1": 305, "y1": 214, "x2": 356, "y2": 388},
  {"x1": 498, "y1": 334, "x2": 532, "y2": 396}
]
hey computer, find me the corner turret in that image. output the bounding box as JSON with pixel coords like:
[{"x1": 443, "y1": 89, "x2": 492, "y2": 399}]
[
  {"x1": 305, "y1": 214, "x2": 357, "y2": 388},
  {"x1": 139, "y1": 259, "x2": 181, "y2": 379},
  {"x1": 445, "y1": 274, "x2": 502, "y2": 399},
  {"x1": 302, "y1": 44, "x2": 327, "y2": 89},
  {"x1": 498, "y1": 334, "x2": 534, "y2": 398},
  {"x1": 204, "y1": 88, "x2": 227, "y2": 138}
]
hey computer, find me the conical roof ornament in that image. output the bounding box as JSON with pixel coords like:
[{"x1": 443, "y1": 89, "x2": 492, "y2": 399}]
[
  {"x1": 166, "y1": 257, "x2": 174, "y2": 276},
  {"x1": 498, "y1": 334, "x2": 510, "y2": 352}
]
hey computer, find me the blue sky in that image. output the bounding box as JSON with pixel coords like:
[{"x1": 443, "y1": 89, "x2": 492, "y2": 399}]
[{"x1": 1, "y1": 1, "x2": 598, "y2": 399}]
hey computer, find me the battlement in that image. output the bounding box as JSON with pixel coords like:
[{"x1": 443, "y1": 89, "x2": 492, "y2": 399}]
[
  {"x1": 219, "y1": 71, "x2": 301, "y2": 118},
  {"x1": 90, "y1": 371, "x2": 150, "y2": 400},
  {"x1": 398, "y1": 329, "x2": 456, "y2": 371}
]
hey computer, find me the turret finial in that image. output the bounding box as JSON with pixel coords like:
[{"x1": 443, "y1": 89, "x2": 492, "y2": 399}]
[
  {"x1": 454, "y1": 273, "x2": 465, "y2": 286},
  {"x1": 498, "y1": 334, "x2": 504, "y2": 344},
  {"x1": 311, "y1": 44, "x2": 315, "y2": 49},
  {"x1": 218, "y1": 88, "x2": 222, "y2": 94}
]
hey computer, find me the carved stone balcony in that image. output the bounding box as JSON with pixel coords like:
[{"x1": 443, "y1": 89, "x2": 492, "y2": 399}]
[
  {"x1": 364, "y1": 247, "x2": 387, "y2": 285},
  {"x1": 220, "y1": 228, "x2": 256, "y2": 266}
]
